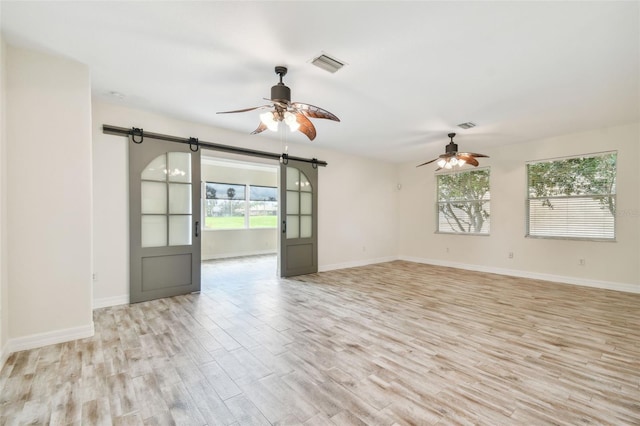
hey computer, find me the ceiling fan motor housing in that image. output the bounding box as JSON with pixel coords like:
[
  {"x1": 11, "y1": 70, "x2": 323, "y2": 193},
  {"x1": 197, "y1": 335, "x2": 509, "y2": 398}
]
[{"x1": 271, "y1": 83, "x2": 291, "y2": 103}]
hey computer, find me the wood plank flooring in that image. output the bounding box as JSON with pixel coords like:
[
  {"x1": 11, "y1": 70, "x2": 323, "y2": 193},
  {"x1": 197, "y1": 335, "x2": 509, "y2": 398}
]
[{"x1": 1, "y1": 255, "x2": 639, "y2": 425}]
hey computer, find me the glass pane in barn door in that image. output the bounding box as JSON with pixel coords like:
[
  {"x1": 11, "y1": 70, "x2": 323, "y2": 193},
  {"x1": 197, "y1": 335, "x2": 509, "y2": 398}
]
[
  {"x1": 129, "y1": 137, "x2": 201, "y2": 303},
  {"x1": 280, "y1": 160, "x2": 318, "y2": 277}
]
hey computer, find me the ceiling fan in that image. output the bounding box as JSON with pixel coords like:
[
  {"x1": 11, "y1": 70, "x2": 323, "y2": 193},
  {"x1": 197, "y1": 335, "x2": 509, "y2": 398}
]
[
  {"x1": 216, "y1": 66, "x2": 340, "y2": 141},
  {"x1": 417, "y1": 133, "x2": 489, "y2": 170}
]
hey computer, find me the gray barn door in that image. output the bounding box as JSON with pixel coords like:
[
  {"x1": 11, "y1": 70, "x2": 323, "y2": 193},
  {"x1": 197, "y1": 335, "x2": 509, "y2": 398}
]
[
  {"x1": 280, "y1": 160, "x2": 318, "y2": 277},
  {"x1": 129, "y1": 136, "x2": 201, "y2": 303}
]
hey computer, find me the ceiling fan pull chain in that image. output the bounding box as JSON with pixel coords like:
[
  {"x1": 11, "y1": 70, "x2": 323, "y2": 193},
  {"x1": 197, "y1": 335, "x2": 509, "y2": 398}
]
[
  {"x1": 131, "y1": 127, "x2": 144, "y2": 144},
  {"x1": 188, "y1": 137, "x2": 199, "y2": 152}
]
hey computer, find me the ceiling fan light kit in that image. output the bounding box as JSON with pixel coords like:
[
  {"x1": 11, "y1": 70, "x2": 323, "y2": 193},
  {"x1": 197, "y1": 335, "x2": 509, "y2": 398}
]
[
  {"x1": 217, "y1": 66, "x2": 340, "y2": 141},
  {"x1": 259, "y1": 111, "x2": 279, "y2": 132},
  {"x1": 417, "y1": 133, "x2": 489, "y2": 170}
]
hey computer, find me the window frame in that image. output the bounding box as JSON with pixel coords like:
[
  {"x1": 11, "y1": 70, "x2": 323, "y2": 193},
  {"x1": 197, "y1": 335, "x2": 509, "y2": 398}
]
[
  {"x1": 203, "y1": 181, "x2": 278, "y2": 231},
  {"x1": 525, "y1": 151, "x2": 617, "y2": 242},
  {"x1": 435, "y1": 167, "x2": 491, "y2": 236}
]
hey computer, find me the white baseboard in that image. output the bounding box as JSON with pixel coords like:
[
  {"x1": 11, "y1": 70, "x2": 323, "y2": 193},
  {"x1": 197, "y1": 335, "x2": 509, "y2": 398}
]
[
  {"x1": 93, "y1": 295, "x2": 129, "y2": 309},
  {"x1": 399, "y1": 255, "x2": 640, "y2": 294},
  {"x1": 319, "y1": 256, "x2": 399, "y2": 272},
  {"x1": 6, "y1": 322, "x2": 95, "y2": 354},
  {"x1": 202, "y1": 250, "x2": 276, "y2": 261}
]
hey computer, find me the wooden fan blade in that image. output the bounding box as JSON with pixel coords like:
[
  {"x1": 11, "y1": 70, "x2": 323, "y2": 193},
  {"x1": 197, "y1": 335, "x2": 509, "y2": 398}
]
[
  {"x1": 458, "y1": 152, "x2": 489, "y2": 158},
  {"x1": 417, "y1": 153, "x2": 455, "y2": 167},
  {"x1": 217, "y1": 105, "x2": 270, "y2": 114},
  {"x1": 458, "y1": 155, "x2": 479, "y2": 167},
  {"x1": 416, "y1": 158, "x2": 438, "y2": 167},
  {"x1": 295, "y1": 114, "x2": 317, "y2": 140},
  {"x1": 291, "y1": 102, "x2": 340, "y2": 122},
  {"x1": 250, "y1": 122, "x2": 268, "y2": 135}
]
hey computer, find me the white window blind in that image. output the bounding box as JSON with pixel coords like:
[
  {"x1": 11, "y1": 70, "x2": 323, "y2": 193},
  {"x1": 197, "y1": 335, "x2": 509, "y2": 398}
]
[{"x1": 526, "y1": 152, "x2": 616, "y2": 240}]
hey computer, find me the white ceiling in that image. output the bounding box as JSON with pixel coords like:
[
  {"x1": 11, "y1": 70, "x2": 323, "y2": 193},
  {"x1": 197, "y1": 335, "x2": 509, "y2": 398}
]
[{"x1": 1, "y1": 1, "x2": 638, "y2": 163}]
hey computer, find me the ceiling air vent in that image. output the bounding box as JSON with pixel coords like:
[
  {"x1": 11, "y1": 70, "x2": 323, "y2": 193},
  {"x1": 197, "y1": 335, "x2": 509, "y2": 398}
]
[
  {"x1": 311, "y1": 53, "x2": 345, "y2": 73},
  {"x1": 457, "y1": 122, "x2": 476, "y2": 129}
]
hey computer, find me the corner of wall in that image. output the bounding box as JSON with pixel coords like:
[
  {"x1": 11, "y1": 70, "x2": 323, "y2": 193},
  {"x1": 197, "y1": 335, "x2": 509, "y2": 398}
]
[{"x1": 0, "y1": 31, "x2": 9, "y2": 372}]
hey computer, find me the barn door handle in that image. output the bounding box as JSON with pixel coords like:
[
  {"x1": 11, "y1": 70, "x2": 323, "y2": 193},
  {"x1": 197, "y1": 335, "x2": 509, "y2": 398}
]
[
  {"x1": 282, "y1": 220, "x2": 286, "y2": 234},
  {"x1": 195, "y1": 221, "x2": 200, "y2": 237}
]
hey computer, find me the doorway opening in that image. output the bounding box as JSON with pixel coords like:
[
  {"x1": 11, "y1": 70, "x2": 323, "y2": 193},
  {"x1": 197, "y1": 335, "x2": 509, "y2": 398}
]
[{"x1": 201, "y1": 155, "x2": 279, "y2": 274}]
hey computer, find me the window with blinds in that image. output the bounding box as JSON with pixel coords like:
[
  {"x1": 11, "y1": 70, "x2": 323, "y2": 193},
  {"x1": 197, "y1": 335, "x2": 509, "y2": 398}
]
[
  {"x1": 526, "y1": 152, "x2": 617, "y2": 240},
  {"x1": 437, "y1": 168, "x2": 490, "y2": 234},
  {"x1": 204, "y1": 182, "x2": 278, "y2": 229}
]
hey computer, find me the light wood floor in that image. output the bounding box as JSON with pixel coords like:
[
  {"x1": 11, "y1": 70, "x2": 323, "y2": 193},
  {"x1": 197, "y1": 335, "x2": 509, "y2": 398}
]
[{"x1": 1, "y1": 256, "x2": 639, "y2": 425}]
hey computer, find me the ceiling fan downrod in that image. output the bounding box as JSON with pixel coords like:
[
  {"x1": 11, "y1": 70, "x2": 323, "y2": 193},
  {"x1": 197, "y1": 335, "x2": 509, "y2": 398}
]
[
  {"x1": 275, "y1": 66, "x2": 287, "y2": 82},
  {"x1": 445, "y1": 133, "x2": 458, "y2": 153}
]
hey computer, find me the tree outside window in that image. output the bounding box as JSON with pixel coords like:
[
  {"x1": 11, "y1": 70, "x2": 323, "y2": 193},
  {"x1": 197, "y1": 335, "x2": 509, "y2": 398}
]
[
  {"x1": 437, "y1": 169, "x2": 490, "y2": 234},
  {"x1": 527, "y1": 152, "x2": 616, "y2": 240},
  {"x1": 205, "y1": 183, "x2": 246, "y2": 229}
]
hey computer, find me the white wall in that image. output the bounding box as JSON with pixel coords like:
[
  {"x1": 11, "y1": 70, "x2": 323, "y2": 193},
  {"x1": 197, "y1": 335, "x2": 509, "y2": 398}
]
[
  {"x1": 5, "y1": 45, "x2": 94, "y2": 349},
  {"x1": 203, "y1": 227, "x2": 276, "y2": 260},
  {"x1": 317, "y1": 149, "x2": 400, "y2": 270},
  {"x1": 0, "y1": 35, "x2": 9, "y2": 365},
  {"x1": 92, "y1": 101, "x2": 399, "y2": 306},
  {"x1": 398, "y1": 123, "x2": 640, "y2": 293}
]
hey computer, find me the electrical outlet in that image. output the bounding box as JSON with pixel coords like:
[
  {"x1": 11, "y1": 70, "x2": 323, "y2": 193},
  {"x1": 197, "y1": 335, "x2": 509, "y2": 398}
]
[
  {"x1": 508, "y1": 252, "x2": 514, "y2": 259},
  {"x1": 579, "y1": 258, "x2": 586, "y2": 266},
  {"x1": 446, "y1": 247, "x2": 450, "y2": 253}
]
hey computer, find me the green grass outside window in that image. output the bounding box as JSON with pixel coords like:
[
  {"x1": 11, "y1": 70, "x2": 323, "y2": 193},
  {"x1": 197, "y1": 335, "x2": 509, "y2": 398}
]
[{"x1": 205, "y1": 216, "x2": 277, "y2": 229}]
